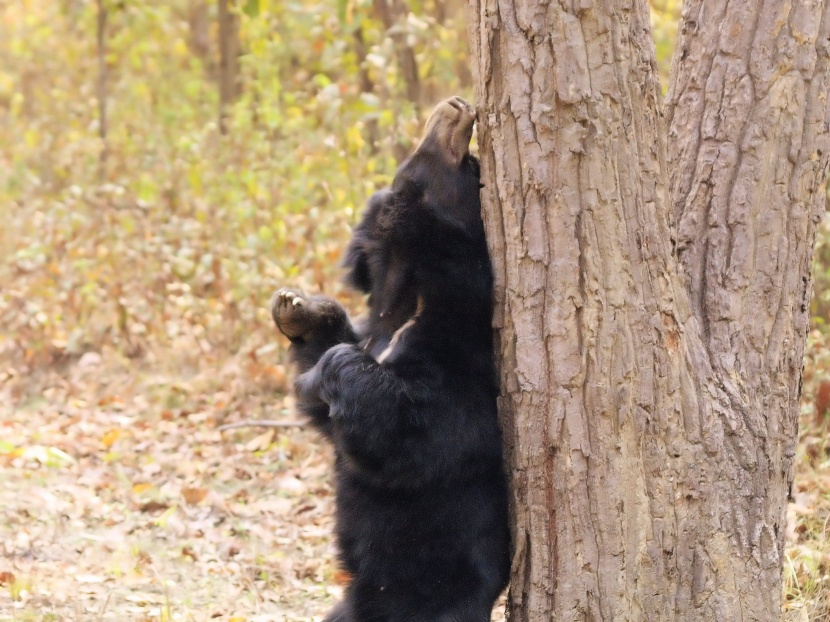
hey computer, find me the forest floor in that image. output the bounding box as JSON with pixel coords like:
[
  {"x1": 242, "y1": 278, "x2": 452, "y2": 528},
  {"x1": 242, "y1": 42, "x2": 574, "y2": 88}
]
[
  {"x1": 0, "y1": 341, "x2": 827, "y2": 621},
  {"x1": 0, "y1": 353, "x2": 343, "y2": 622}
]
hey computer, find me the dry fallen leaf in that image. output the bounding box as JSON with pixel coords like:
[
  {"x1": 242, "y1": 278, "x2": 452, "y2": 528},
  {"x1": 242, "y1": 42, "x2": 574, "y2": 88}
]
[
  {"x1": 138, "y1": 500, "x2": 169, "y2": 513},
  {"x1": 125, "y1": 592, "x2": 166, "y2": 605},
  {"x1": 132, "y1": 482, "x2": 153, "y2": 494},
  {"x1": 278, "y1": 475, "x2": 306, "y2": 494},
  {"x1": 102, "y1": 428, "x2": 122, "y2": 449},
  {"x1": 333, "y1": 569, "x2": 352, "y2": 585},
  {"x1": 182, "y1": 487, "x2": 208, "y2": 505},
  {"x1": 245, "y1": 429, "x2": 274, "y2": 452}
]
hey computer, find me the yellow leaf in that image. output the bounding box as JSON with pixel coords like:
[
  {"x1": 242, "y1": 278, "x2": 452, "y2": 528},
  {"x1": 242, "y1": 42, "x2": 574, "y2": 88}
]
[
  {"x1": 132, "y1": 482, "x2": 153, "y2": 495},
  {"x1": 174, "y1": 39, "x2": 188, "y2": 57},
  {"x1": 102, "y1": 429, "x2": 121, "y2": 449}
]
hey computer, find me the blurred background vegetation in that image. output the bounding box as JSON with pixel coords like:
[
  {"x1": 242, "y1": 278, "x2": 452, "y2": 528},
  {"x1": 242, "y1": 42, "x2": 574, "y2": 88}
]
[
  {"x1": 0, "y1": 0, "x2": 476, "y2": 377},
  {"x1": 4, "y1": 1, "x2": 830, "y2": 619},
  {"x1": 0, "y1": 0, "x2": 690, "y2": 377}
]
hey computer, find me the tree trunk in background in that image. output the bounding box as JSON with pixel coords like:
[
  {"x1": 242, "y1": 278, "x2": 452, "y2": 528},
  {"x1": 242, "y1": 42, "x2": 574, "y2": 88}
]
[
  {"x1": 466, "y1": 0, "x2": 830, "y2": 619},
  {"x1": 373, "y1": 0, "x2": 422, "y2": 109},
  {"x1": 373, "y1": 0, "x2": 422, "y2": 162},
  {"x1": 353, "y1": 25, "x2": 381, "y2": 154},
  {"x1": 218, "y1": 0, "x2": 240, "y2": 134},
  {"x1": 188, "y1": 0, "x2": 215, "y2": 79},
  {"x1": 96, "y1": 0, "x2": 108, "y2": 180}
]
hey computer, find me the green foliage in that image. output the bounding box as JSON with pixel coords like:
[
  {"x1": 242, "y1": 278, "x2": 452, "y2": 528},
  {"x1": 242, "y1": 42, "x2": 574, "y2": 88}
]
[
  {"x1": 650, "y1": 0, "x2": 681, "y2": 90},
  {"x1": 13, "y1": 0, "x2": 826, "y2": 365}
]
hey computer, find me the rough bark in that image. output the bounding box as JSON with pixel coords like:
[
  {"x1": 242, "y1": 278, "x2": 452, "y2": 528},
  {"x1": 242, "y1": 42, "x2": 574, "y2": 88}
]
[
  {"x1": 664, "y1": 1, "x2": 830, "y2": 617},
  {"x1": 465, "y1": 0, "x2": 830, "y2": 620}
]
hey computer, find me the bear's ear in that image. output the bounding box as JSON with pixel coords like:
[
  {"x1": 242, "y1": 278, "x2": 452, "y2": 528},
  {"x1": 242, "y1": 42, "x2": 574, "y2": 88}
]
[{"x1": 342, "y1": 188, "x2": 392, "y2": 293}]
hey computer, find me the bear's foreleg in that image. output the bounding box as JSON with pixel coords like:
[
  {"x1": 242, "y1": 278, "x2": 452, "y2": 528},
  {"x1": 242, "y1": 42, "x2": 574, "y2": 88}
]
[{"x1": 271, "y1": 288, "x2": 359, "y2": 436}]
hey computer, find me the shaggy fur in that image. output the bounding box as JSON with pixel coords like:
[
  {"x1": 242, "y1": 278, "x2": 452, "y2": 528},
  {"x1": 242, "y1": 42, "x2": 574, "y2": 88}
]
[{"x1": 271, "y1": 96, "x2": 509, "y2": 622}]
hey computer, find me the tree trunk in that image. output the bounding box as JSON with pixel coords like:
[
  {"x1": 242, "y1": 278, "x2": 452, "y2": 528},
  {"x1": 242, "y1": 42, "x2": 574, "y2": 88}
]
[
  {"x1": 96, "y1": 0, "x2": 108, "y2": 180},
  {"x1": 218, "y1": 0, "x2": 241, "y2": 134},
  {"x1": 465, "y1": 0, "x2": 830, "y2": 620},
  {"x1": 373, "y1": 0, "x2": 422, "y2": 109},
  {"x1": 188, "y1": 0, "x2": 215, "y2": 79},
  {"x1": 353, "y1": 24, "x2": 381, "y2": 154}
]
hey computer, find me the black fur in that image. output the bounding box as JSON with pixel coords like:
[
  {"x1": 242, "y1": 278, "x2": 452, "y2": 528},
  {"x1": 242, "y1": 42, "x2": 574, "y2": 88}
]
[{"x1": 272, "y1": 103, "x2": 509, "y2": 622}]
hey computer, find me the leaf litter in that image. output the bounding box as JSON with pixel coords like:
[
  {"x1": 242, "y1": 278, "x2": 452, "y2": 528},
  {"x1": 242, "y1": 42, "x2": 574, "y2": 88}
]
[
  {"x1": 1, "y1": 332, "x2": 826, "y2": 620},
  {"x1": 0, "y1": 358, "x2": 343, "y2": 621}
]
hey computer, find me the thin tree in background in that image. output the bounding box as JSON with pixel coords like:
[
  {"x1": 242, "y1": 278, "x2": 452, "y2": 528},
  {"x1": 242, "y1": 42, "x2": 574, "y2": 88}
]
[
  {"x1": 373, "y1": 0, "x2": 421, "y2": 110},
  {"x1": 95, "y1": 0, "x2": 108, "y2": 179},
  {"x1": 370, "y1": 0, "x2": 423, "y2": 162},
  {"x1": 218, "y1": 0, "x2": 241, "y2": 134},
  {"x1": 187, "y1": 0, "x2": 215, "y2": 78},
  {"x1": 352, "y1": 24, "x2": 381, "y2": 155},
  {"x1": 467, "y1": 0, "x2": 830, "y2": 619}
]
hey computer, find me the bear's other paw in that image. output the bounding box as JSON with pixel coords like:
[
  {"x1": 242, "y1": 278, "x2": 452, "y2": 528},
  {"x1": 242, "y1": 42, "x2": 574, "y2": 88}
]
[
  {"x1": 271, "y1": 288, "x2": 315, "y2": 341},
  {"x1": 271, "y1": 288, "x2": 351, "y2": 345}
]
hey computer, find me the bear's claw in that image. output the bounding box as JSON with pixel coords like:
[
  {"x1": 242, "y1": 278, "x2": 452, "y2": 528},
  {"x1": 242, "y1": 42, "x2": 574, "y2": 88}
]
[{"x1": 272, "y1": 288, "x2": 312, "y2": 339}]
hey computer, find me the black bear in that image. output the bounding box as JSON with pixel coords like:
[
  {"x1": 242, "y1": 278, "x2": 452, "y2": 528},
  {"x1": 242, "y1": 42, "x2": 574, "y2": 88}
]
[{"x1": 271, "y1": 96, "x2": 510, "y2": 622}]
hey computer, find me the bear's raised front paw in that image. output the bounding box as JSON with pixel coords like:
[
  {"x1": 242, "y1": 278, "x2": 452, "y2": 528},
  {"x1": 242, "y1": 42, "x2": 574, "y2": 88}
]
[
  {"x1": 419, "y1": 96, "x2": 477, "y2": 166},
  {"x1": 271, "y1": 288, "x2": 317, "y2": 341}
]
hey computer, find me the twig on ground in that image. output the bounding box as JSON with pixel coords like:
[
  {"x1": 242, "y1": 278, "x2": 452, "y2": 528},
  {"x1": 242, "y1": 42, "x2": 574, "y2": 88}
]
[
  {"x1": 150, "y1": 564, "x2": 172, "y2": 622},
  {"x1": 217, "y1": 420, "x2": 307, "y2": 432},
  {"x1": 96, "y1": 590, "x2": 112, "y2": 621}
]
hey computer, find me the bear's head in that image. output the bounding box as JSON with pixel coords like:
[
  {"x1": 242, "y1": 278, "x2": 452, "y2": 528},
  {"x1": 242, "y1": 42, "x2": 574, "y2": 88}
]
[{"x1": 343, "y1": 97, "x2": 490, "y2": 342}]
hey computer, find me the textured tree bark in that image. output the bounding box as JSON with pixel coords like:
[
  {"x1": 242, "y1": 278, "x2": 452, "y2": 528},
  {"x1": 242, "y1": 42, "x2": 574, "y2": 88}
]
[
  {"x1": 465, "y1": 0, "x2": 830, "y2": 620},
  {"x1": 663, "y1": 3, "x2": 830, "y2": 617}
]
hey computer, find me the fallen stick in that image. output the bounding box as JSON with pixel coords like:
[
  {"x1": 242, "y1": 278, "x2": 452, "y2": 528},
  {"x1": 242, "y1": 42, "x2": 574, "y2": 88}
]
[{"x1": 218, "y1": 419, "x2": 306, "y2": 432}]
